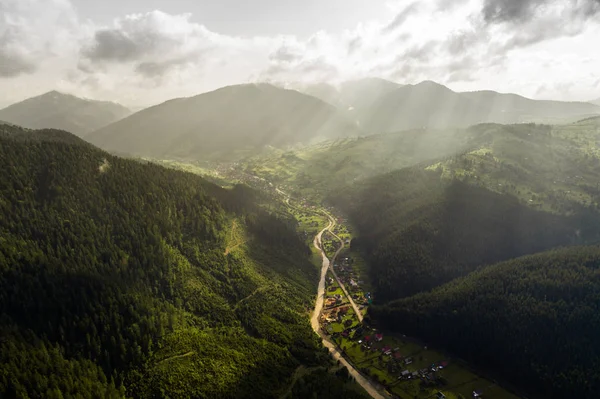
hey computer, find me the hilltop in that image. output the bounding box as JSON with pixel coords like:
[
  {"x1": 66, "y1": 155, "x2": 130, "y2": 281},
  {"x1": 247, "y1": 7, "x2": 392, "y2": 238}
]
[
  {"x1": 87, "y1": 83, "x2": 361, "y2": 161},
  {"x1": 0, "y1": 91, "x2": 131, "y2": 136}
]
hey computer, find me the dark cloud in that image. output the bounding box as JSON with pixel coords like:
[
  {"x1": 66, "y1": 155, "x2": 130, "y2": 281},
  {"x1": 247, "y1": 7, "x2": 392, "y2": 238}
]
[
  {"x1": 0, "y1": 25, "x2": 36, "y2": 77},
  {"x1": 483, "y1": 0, "x2": 600, "y2": 24},
  {"x1": 482, "y1": 0, "x2": 546, "y2": 23},
  {"x1": 383, "y1": 2, "x2": 420, "y2": 33},
  {"x1": 135, "y1": 57, "x2": 196, "y2": 78},
  {"x1": 135, "y1": 61, "x2": 174, "y2": 78},
  {"x1": 0, "y1": 48, "x2": 36, "y2": 77},
  {"x1": 84, "y1": 29, "x2": 142, "y2": 62}
]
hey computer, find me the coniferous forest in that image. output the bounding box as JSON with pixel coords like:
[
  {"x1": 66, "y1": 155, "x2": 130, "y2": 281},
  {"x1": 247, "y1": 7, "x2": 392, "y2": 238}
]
[
  {"x1": 0, "y1": 125, "x2": 366, "y2": 399},
  {"x1": 332, "y1": 165, "x2": 600, "y2": 398}
]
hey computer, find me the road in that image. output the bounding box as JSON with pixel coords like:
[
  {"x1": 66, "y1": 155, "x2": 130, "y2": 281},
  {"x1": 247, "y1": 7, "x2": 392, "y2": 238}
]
[
  {"x1": 324, "y1": 225, "x2": 364, "y2": 323},
  {"x1": 311, "y1": 215, "x2": 389, "y2": 399}
]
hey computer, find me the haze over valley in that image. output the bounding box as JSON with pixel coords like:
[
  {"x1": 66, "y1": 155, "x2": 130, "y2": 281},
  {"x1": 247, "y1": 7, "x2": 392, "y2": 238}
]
[{"x1": 2, "y1": 0, "x2": 600, "y2": 398}]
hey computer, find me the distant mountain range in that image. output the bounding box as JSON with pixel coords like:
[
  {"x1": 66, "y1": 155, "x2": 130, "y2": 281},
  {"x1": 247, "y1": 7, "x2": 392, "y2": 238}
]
[
  {"x1": 0, "y1": 91, "x2": 131, "y2": 136},
  {"x1": 86, "y1": 83, "x2": 361, "y2": 160},
  {"x1": 351, "y1": 80, "x2": 600, "y2": 132},
  {"x1": 3, "y1": 81, "x2": 598, "y2": 161}
]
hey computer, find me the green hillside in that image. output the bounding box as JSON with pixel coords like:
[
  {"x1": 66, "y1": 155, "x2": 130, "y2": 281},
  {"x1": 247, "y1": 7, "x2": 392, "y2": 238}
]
[
  {"x1": 0, "y1": 126, "x2": 367, "y2": 399},
  {"x1": 372, "y1": 246, "x2": 600, "y2": 399},
  {"x1": 425, "y1": 119, "x2": 600, "y2": 214},
  {"x1": 87, "y1": 83, "x2": 361, "y2": 161},
  {"x1": 0, "y1": 91, "x2": 131, "y2": 136},
  {"x1": 331, "y1": 170, "x2": 600, "y2": 300},
  {"x1": 226, "y1": 127, "x2": 477, "y2": 201}
]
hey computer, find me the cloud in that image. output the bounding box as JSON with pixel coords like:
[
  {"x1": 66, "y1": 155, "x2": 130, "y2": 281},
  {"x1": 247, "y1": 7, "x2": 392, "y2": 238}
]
[
  {"x1": 481, "y1": 0, "x2": 547, "y2": 23},
  {"x1": 382, "y1": 2, "x2": 421, "y2": 32},
  {"x1": 0, "y1": 0, "x2": 79, "y2": 77},
  {"x1": 1, "y1": 0, "x2": 600, "y2": 106},
  {"x1": 482, "y1": 0, "x2": 600, "y2": 24},
  {"x1": 81, "y1": 11, "x2": 221, "y2": 77}
]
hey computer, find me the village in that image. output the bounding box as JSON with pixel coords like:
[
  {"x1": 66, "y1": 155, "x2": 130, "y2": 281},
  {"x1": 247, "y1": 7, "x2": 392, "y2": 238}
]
[
  {"x1": 317, "y1": 229, "x2": 505, "y2": 399},
  {"x1": 205, "y1": 173, "x2": 518, "y2": 399}
]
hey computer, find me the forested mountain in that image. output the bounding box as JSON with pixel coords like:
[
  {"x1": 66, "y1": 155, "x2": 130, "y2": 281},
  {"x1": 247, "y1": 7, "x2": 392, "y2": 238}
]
[
  {"x1": 232, "y1": 119, "x2": 600, "y2": 210},
  {"x1": 332, "y1": 169, "x2": 600, "y2": 300},
  {"x1": 357, "y1": 81, "x2": 600, "y2": 132},
  {"x1": 87, "y1": 83, "x2": 361, "y2": 161},
  {"x1": 0, "y1": 91, "x2": 131, "y2": 136},
  {"x1": 0, "y1": 126, "x2": 367, "y2": 399},
  {"x1": 230, "y1": 127, "x2": 475, "y2": 200},
  {"x1": 372, "y1": 246, "x2": 600, "y2": 399}
]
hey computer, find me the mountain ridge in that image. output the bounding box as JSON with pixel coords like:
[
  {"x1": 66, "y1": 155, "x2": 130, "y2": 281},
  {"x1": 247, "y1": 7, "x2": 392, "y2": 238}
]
[
  {"x1": 359, "y1": 81, "x2": 600, "y2": 132},
  {"x1": 87, "y1": 83, "x2": 362, "y2": 161},
  {"x1": 0, "y1": 91, "x2": 131, "y2": 136}
]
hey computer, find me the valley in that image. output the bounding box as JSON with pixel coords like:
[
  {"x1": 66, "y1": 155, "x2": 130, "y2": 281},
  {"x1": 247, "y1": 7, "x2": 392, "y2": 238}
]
[
  {"x1": 2, "y1": 81, "x2": 600, "y2": 399},
  {"x1": 286, "y1": 192, "x2": 523, "y2": 399}
]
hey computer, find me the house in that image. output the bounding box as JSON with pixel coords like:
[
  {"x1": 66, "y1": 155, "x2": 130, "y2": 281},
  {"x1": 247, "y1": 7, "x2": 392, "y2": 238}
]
[
  {"x1": 473, "y1": 391, "x2": 483, "y2": 398},
  {"x1": 436, "y1": 393, "x2": 446, "y2": 399},
  {"x1": 375, "y1": 334, "x2": 383, "y2": 342},
  {"x1": 401, "y1": 370, "x2": 410, "y2": 377},
  {"x1": 405, "y1": 358, "x2": 413, "y2": 365}
]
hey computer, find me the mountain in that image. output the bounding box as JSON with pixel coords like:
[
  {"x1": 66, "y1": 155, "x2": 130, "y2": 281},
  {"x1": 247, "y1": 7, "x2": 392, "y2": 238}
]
[
  {"x1": 87, "y1": 83, "x2": 362, "y2": 161},
  {"x1": 358, "y1": 81, "x2": 600, "y2": 133},
  {"x1": 373, "y1": 246, "x2": 600, "y2": 398},
  {"x1": 0, "y1": 91, "x2": 131, "y2": 136},
  {"x1": 0, "y1": 125, "x2": 367, "y2": 399},
  {"x1": 286, "y1": 82, "x2": 342, "y2": 107},
  {"x1": 591, "y1": 97, "x2": 600, "y2": 106}
]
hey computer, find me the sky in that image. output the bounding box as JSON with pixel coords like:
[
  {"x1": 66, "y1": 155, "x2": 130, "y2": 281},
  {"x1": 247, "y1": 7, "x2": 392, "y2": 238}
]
[{"x1": 1, "y1": 0, "x2": 600, "y2": 108}]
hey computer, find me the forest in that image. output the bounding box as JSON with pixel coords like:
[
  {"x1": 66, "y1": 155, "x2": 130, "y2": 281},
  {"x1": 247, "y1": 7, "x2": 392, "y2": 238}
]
[
  {"x1": 372, "y1": 246, "x2": 600, "y2": 399},
  {"x1": 332, "y1": 167, "x2": 600, "y2": 300},
  {"x1": 0, "y1": 126, "x2": 367, "y2": 398}
]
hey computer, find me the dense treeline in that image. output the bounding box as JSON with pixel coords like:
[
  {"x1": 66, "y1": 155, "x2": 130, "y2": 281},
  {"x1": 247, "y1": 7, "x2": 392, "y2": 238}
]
[
  {"x1": 332, "y1": 168, "x2": 600, "y2": 300},
  {"x1": 372, "y1": 246, "x2": 600, "y2": 399},
  {"x1": 0, "y1": 127, "x2": 367, "y2": 398}
]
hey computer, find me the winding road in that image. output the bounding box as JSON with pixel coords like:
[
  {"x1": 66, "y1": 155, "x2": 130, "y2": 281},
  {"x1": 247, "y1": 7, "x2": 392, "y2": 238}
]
[{"x1": 310, "y1": 213, "x2": 389, "y2": 399}]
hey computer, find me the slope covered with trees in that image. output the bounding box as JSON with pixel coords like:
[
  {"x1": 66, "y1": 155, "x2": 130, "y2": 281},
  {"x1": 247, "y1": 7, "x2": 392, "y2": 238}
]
[
  {"x1": 372, "y1": 246, "x2": 600, "y2": 399},
  {"x1": 0, "y1": 126, "x2": 367, "y2": 398},
  {"x1": 332, "y1": 168, "x2": 600, "y2": 300}
]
